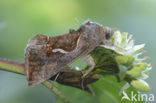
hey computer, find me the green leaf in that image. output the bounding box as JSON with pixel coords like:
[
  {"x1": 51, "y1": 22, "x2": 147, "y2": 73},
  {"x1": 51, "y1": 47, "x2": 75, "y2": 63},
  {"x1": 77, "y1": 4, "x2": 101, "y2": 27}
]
[
  {"x1": 56, "y1": 76, "x2": 144, "y2": 103},
  {"x1": 91, "y1": 47, "x2": 119, "y2": 75}
]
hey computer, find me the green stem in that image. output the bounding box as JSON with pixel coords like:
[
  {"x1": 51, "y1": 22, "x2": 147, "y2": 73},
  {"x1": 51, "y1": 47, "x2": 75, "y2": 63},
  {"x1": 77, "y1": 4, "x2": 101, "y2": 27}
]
[
  {"x1": 43, "y1": 81, "x2": 69, "y2": 103},
  {"x1": 0, "y1": 58, "x2": 70, "y2": 103}
]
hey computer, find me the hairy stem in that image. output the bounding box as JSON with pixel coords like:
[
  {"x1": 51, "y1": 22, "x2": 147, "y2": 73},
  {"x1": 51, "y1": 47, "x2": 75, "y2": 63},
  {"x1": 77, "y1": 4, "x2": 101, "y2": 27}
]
[{"x1": 0, "y1": 58, "x2": 70, "y2": 103}]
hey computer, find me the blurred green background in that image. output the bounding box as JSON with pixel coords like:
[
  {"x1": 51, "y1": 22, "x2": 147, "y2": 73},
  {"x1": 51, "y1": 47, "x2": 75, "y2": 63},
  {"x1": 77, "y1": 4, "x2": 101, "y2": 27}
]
[{"x1": 0, "y1": 0, "x2": 155, "y2": 103}]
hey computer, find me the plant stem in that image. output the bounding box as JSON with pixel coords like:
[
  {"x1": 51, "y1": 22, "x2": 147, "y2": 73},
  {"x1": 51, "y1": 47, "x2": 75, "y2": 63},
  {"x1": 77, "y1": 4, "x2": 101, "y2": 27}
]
[
  {"x1": 43, "y1": 81, "x2": 69, "y2": 103},
  {"x1": 0, "y1": 58, "x2": 70, "y2": 103}
]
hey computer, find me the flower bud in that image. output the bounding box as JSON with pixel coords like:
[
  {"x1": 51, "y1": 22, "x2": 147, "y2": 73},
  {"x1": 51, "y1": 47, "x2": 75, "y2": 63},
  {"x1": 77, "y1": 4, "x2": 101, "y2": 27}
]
[
  {"x1": 130, "y1": 79, "x2": 150, "y2": 92},
  {"x1": 126, "y1": 63, "x2": 147, "y2": 78}
]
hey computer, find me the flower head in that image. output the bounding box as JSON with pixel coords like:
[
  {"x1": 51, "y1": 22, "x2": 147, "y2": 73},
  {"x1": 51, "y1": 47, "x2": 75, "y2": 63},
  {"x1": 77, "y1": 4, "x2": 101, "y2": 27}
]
[{"x1": 101, "y1": 31, "x2": 152, "y2": 92}]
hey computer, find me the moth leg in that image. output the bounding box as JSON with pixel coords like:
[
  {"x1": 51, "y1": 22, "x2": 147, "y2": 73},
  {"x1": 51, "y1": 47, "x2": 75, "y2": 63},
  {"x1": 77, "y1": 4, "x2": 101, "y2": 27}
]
[
  {"x1": 81, "y1": 74, "x2": 85, "y2": 90},
  {"x1": 54, "y1": 72, "x2": 60, "y2": 82},
  {"x1": 82, "y1": 55, "x2": 95, "y2": 78},
  {"x1": 80, "y1": 55, "x2": 95, "y2": 90},
  {"x1": 87, "y1": 86, "x2": 95, "y2": 96}
]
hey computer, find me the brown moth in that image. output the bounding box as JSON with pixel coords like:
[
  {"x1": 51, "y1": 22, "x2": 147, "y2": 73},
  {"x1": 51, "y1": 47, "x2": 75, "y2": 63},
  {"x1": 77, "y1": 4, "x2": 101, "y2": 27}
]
[{"x1": 25, "y1": 21, "x2": 114, "y2": 86}]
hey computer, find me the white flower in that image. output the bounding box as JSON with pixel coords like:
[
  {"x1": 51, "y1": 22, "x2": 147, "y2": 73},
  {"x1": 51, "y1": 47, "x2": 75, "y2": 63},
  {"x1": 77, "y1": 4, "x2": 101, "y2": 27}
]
[
  {"x1": 103, "y1": 31, "x2": 145, "y2": 57},
  {"x1": 101, "y1": 30, "x2": 152, "y2": 92}
]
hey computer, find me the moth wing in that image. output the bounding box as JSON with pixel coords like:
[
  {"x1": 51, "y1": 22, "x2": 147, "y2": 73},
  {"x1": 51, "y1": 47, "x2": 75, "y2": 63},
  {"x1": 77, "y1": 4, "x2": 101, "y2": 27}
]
[{"x1": 25, "y1": 33, "x2": 81, "y2": 86}]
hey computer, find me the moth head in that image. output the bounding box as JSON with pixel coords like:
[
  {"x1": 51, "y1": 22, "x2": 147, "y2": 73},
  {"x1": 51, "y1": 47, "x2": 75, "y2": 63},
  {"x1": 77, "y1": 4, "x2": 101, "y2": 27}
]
[
  {"x1": 103, "y1": 27, "x2": 114, "y2": 40},
  {"x1": 80, "y1": 21, "x2": 114, "y2": 41}
]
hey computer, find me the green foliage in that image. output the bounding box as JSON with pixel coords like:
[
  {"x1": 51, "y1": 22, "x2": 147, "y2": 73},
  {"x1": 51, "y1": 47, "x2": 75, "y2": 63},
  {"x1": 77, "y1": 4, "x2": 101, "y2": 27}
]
[
  {"x1": 91, "y1": 47, "x2": 119, "y2": 75},
  {"x1": 56, "y1": 76, "x2": 144, "y2": 103}
]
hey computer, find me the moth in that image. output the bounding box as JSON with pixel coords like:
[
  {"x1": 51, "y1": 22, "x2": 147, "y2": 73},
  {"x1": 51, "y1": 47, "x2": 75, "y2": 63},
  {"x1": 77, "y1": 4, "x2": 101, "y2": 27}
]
[{"x1": 25, "y1": 21, "x2": 114, "y2": 86}]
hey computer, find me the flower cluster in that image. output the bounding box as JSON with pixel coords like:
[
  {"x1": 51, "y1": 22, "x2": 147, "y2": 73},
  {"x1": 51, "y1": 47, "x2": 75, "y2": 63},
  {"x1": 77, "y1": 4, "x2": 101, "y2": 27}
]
[{"x1": 102, "y1": 31, "x2": 152, "y2": 92}]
